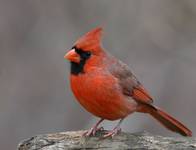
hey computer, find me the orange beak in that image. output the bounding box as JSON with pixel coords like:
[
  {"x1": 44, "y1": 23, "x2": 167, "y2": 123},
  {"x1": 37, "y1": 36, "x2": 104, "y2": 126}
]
[{"x1": 64, "y1": 49, "x2": 80, "y2": 63}]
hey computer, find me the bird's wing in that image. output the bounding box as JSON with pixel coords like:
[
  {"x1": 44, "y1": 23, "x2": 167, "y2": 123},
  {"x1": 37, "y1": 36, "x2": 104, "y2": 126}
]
[{"x1": 109, "y1": 60, "x2": 153, "y2": 104}]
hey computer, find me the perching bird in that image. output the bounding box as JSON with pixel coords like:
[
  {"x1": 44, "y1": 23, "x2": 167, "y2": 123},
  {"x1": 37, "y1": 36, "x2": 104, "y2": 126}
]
[{"x1": 64, "y1": 27, "x2": 192, "y2": 137}]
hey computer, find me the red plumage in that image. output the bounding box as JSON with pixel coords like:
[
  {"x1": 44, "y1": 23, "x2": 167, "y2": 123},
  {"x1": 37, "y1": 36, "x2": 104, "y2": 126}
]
[{"x1": 64, "y1": 27, "x2": 192, "y2": 137}]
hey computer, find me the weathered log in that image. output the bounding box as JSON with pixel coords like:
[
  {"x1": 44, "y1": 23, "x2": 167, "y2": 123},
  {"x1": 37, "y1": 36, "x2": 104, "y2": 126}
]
[{"x1": 18, "y1": 130, "x2": 196, "y2": 150}]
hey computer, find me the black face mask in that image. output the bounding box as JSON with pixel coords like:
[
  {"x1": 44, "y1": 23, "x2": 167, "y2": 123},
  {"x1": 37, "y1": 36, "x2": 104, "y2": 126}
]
[{"x1": 70, "y1": 46, "x2": 91, "y2": 75}]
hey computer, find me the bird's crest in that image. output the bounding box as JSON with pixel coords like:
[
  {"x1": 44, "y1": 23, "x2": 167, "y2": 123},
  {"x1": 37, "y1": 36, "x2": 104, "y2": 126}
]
[{"x1": 74, "y1": 27, "x2": 103, "y2": 53}]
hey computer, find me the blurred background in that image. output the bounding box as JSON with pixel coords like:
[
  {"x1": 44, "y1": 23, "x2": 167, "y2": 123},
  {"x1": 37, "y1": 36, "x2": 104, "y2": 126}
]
[{"x1": 0, "y1": 0, "x2": 196, "y2": 149}]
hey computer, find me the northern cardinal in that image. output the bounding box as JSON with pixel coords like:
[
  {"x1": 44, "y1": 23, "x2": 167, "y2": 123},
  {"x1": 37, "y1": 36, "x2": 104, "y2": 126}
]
[{"x1": 64, "y1": 27, "x2": 192, "y2": 137}]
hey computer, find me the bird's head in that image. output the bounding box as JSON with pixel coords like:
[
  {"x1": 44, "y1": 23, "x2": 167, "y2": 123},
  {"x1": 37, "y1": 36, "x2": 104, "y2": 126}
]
[{"x1": 64, "y1": 27, "x2": 104, "y2": 75}]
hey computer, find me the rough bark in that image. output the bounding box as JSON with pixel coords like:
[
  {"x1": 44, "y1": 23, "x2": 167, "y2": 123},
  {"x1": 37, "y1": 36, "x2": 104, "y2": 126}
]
[{"x1": 18, "y1": 130, "x2": 196, "y2": 150}]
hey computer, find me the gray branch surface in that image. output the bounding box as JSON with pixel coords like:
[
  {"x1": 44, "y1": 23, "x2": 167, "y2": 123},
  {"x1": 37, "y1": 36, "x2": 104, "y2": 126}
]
[{"x1": 18, "y1": 130, "x2": 196, "y2": 150}]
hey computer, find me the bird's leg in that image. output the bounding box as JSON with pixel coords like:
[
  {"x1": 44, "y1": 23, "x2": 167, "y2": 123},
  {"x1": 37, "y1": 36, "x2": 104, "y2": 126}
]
[
  {"x1": 83, "y1": 118, "x2": 104, "y2": 136},
  {"x1": 103, "y1": 118, "x2": 124, "y2": 138}
]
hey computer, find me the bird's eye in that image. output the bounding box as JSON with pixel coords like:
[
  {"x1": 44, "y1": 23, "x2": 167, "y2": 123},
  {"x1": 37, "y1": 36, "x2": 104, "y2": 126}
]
[
  {"x1": 85, "y1": 51, "x2": 91, "y2": 57},
  {"x1": 72, "y1": 46, "x2": 91, "y2": 59},
  {"x1": 81, "y1": 51, "x2": 91, "y2": 59}
]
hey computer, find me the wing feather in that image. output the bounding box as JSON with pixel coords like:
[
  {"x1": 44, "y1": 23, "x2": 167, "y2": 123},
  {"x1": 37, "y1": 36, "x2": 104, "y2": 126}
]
[{"x1": 108, "y1": 59, "x2": 153, "y2": 104}]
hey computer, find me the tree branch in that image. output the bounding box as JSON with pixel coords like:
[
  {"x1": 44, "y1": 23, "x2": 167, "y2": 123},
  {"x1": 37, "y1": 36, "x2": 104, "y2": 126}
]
[{"x1": 18, "y1": 130, "x2": 196, "y2": 150}]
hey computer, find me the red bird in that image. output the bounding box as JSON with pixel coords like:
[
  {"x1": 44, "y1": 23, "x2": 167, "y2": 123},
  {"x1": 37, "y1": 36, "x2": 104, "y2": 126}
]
[{"x1": 64, "y1": 27, "x2": 192, "y2": 137}]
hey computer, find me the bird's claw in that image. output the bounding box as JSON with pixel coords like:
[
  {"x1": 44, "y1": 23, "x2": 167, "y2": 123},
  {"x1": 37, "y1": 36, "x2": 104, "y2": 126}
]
[
  {"x1": 103, "y1": 127, "x2": 121, "y2": 138},
  {"x1": 83, "y1": 126, "x2": 104, "y2": 137}
]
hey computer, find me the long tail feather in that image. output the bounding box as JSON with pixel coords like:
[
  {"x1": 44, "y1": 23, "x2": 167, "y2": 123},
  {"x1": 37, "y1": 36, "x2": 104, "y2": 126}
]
[{"x1": 139, "y1": 104, "x2": 192, "y2": 136}]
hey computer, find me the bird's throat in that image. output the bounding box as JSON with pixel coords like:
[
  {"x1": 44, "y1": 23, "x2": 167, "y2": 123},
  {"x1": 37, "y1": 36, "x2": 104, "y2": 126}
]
[{"x1": 70, "y1": 60, "x2": 86, "y2": 75}]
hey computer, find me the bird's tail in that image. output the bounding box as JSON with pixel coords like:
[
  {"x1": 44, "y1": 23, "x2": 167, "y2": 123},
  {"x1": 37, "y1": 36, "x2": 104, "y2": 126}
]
[{"x1": 139, "y1": 103, "x2": 192, "y2": 136}]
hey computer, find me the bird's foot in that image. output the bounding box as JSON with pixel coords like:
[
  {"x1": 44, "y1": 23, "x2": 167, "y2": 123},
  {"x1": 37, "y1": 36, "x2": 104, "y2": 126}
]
[
  {"x1": 83, "y1": 126, "x2": 104, "y2": 137},
  {"x1": 103, "y1": 126, "x2": 121, "y2": 138}
]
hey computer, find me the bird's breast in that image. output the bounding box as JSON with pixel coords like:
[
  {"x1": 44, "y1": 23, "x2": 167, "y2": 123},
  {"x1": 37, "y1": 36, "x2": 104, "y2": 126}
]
[{"x1": 70, "y1": 71, "x2": 137, "y2": 120}]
